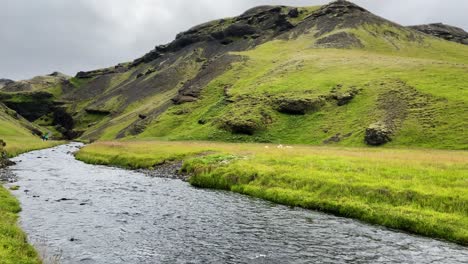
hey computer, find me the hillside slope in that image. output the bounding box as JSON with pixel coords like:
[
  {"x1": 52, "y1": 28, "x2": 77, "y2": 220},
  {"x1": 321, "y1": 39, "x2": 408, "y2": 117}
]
[{"x1": 2, "y1": 0, "x2": 467, "y2": 149}]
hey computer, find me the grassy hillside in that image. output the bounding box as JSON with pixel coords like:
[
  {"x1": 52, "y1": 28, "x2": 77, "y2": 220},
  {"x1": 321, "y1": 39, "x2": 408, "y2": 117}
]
[
  {"x1": 134, "y1": 30, "x2": 467, "y2": 149},
  {"x1": 60, "y1": 2, "x2": 467, "y2": 150},
  {"x1": 76, "y1": 140, "x2": 468, "y2": 245}
]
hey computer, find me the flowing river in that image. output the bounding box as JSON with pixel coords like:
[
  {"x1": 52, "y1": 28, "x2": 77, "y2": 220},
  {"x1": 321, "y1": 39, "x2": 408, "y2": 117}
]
[{"x1": 4, "y1": 144, "x2": 468, "y2": 263}]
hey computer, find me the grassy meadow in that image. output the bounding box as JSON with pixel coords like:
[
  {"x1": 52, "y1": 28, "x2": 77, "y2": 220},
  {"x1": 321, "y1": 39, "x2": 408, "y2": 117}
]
[{"x1": 76, "y1": 140, "x2": 468, "y2": 245}]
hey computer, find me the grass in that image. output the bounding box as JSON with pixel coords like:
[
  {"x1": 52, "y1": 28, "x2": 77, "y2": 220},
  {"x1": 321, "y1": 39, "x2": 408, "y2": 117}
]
[
  {"x1": 0, "y1": 186, "x2": 41, "y2": 264},
  {"x1": 76, "y1": 140, "x2": 468, "y2": 246}
]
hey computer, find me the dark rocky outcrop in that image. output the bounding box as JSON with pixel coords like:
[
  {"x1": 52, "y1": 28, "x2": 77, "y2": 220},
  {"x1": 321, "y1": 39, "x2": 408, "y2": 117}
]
[
  {"x1": 330, "y1": 86, "x2": 360, "y2": 106},
  {"x1": 365, "y1": 122, "x2": 393, "y2": 146},
  {"x1": 409, "y1": 23, "x2": 468, "y2": 45},
  {"x1": 275, "y1": 97, "x2": 324, "y2": 115},
  {"x1": 131, "y1": 5, "x2": 296, "y2": 68},
  {"x1": 296, "y1": 0, "x2": 384, "y2": 36},
  {"x1": 84, "y1": 108, "x2": 112, "y2": 115},
  {"x1": 76, "y1": 64, "x2": 129, "y2": 79},
  {"x1": 0, "y1": 79, "x2": 14, "y2": 89},
  {"x1": 1, "y1": 92, "x2": 55, "y2": 121}
]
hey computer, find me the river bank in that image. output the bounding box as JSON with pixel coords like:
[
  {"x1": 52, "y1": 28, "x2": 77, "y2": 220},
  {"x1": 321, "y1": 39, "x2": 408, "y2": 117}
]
[
  {"x1": 76, "y1": 140, "x2": 468, "y2": 246},
  {"x1": 0, "y1": 139, "x2": 61, "y2": 264}
]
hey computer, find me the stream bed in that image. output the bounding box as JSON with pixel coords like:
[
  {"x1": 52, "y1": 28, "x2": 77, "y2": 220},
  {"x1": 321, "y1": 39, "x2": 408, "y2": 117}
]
[{"x1": 4, "y1": 143, "x2": 468, "y2": 263}]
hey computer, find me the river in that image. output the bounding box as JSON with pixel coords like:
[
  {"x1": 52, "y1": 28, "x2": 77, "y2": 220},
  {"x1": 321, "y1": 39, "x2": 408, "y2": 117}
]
[{"x1": 4, "y1": 144, "x2": 468, "y2": 263}]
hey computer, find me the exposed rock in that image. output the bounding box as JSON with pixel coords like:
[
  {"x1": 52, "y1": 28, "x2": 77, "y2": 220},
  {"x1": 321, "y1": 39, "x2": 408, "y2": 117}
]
[
  {"x1": 76, "y1": 64, "x2": 128, "y2": 79},
  {"x1": 48, "y1": 72, "x2": 70, "y2": 78},
  {"x1": 323, "y1": 132, "x2": 353, "y2": 144},
  {"x1": 293, "y1": 0, "x2": 397, "y2": 41},
  {"x1": 315, "y1": 32, "x2": 364, "y2": 49},
  {"x1": 288, "y1": 8, "x2": 299, "y2": 18},
  {"x1": 409, "y1": 23, "x2": 468, "y2": 45},
  {"x1": 1, "y1": 91, "x2": 55, "y2": 121},
  {"x1": 215, "y1": 24, "x2": 258, "y2": 39},
  {"x1": 84, "y1": 108, "x2": 112, "y2": 115},
  {"x1": 276, "y1": 97, "x2": 324, "y2": 115},
  {"x1": 145, "y1": 68, "x2": 156, "y2": 75},
  {"x1": 0, "y1": 78, "x2": 14, "y2": 89},
  {"x1": 132, "y1": 5, "x2": 295, "y2": 66},
  {"x1": 365, "y1": 122, "x2": 392, "y2": 146},
  {"x1": 331, "y1": 86, "x2": 360, "y2": 106}
]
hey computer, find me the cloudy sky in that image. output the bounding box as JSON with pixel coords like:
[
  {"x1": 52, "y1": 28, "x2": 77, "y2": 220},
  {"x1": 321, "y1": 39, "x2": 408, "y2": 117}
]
[{"x1": 1, "y1": 0, "x2": 467, "y2": 80}]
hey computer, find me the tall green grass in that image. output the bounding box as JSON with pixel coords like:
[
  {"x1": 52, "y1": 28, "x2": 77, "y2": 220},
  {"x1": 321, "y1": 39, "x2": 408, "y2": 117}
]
[
  {"x1": 0, "y1": 186, "x2": 41, "y2": 264},
  {"x1": 77, "y1": 140, "x2": 468, "y2": 245}
]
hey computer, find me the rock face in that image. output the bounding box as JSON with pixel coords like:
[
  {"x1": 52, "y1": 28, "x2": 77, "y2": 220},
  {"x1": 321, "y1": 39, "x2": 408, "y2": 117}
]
[
  {"x1": 365, "y1": 122, "x2": 393, "y2": 146},
  {"x1": 76, "y1": 64, "x2": 128, "y2": 79},
  {"x1": 315, "y1": 32, "x2": 364, "y2": 49},
  {"x1": 409, "y1": 23, "x2": 468, "y2": 45},
  {"x1": 0, "y1": 79, "x2": 14, "y2": 89},
  {"x1": 129, "y1": 5, "x2": 297, "y2": 69}
]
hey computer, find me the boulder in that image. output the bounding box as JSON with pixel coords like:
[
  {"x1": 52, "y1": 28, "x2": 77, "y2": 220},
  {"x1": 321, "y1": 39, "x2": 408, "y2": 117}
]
[
  {"x1": 365, "y1": 122, "x2": 392, "y2": 146},
  {"x1": 276, "y1": 97, "x2": 324, "y2": 115}
]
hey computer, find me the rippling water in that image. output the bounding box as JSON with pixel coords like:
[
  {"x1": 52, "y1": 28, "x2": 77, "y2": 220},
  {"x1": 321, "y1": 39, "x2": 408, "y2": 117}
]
[{"x1": 6, "y1": 144, "x2": 468, "y2": 263}]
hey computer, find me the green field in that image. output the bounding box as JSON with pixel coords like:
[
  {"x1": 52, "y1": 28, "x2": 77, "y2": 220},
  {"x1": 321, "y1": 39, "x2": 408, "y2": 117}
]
[{"x1": 76, "y1": 140, "x2": 468, "y2": 245}]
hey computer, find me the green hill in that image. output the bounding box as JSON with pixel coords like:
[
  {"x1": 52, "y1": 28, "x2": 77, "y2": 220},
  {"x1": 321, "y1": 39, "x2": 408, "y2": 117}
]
[{"x1": 2, "y1": 0, "x2": 467, "y2": 149}]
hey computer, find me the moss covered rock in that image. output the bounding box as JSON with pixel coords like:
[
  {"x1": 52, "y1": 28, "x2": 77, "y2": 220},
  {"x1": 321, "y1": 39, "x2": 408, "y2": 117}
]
[
  {"x1": 275, "y1": 97, "x2": 324, "y2": 115},
  {"x1": 365, "y1": 122, "x2": 393, "y2": 146},
  {"x1": 0, "y1": 139, "x2": 14, "y2": 168}
]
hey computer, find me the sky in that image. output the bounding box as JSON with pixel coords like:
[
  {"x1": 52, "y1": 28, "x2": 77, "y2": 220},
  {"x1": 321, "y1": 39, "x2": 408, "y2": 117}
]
[{"x1": 1, "y1": 0, "x2": 467, "y2": 80}]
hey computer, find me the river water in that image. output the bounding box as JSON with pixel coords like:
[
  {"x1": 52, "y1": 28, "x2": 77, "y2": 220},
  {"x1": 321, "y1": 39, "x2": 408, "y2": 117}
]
[{"x1": 4, "y1": 144, "x2": 468, "y2": 263}]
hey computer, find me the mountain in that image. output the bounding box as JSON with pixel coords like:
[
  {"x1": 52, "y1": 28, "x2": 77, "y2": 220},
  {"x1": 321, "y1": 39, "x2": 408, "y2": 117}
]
[
  {"x1": 409, "y1": 23, "x2": 468, "y2": 45},
  {"x1": 1, "y1": 0, "x2": 467, "y2": 149}
]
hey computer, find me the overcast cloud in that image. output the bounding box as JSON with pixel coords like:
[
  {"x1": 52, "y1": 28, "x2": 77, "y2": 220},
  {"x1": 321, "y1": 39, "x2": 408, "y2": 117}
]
[{"x1": 1, "y1": 0, "x2": 467, "y2": 80}]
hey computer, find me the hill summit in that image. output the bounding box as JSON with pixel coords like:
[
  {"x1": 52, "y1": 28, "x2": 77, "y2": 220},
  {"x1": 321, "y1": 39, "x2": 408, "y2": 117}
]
[{"x1": 1, "y1": 0, "x2": 467, "y2": 149}]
